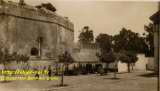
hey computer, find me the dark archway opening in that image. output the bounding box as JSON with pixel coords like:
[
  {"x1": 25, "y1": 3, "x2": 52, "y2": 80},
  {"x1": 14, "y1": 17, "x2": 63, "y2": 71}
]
[{"x1": 31, "y1": 47, "x2": 39, "y2": 56}]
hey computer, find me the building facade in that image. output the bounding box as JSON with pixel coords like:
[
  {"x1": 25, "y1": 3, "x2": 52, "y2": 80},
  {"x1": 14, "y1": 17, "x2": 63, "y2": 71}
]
[
  {"x1": 0, "y1": 0, "x2": 74, "y2": 61},
  {"x1": 150, "y1": 3, "x2": 159, "y2": 74}
]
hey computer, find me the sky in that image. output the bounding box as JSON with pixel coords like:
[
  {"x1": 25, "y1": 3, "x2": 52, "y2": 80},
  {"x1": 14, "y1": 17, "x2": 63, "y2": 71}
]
[{"x1": 10, "y1": 0, "x2": 158, "y2": 42}]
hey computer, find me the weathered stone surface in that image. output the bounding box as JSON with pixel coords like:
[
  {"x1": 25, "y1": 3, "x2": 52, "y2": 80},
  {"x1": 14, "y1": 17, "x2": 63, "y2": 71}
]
[{"x1": 0, "y1": 1, "x2": 74, "y2": 60}]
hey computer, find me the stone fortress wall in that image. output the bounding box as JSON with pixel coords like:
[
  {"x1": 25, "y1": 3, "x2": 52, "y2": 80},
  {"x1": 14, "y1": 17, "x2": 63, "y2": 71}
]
[{"x1": 0, "y1": 0, "x2": 74, "y2": 60}]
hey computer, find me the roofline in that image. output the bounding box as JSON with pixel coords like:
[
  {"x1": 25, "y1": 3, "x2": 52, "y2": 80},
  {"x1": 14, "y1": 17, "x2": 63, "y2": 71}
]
[{"x1": 150, "y1": 10, "x2": 160, "y2": 24}]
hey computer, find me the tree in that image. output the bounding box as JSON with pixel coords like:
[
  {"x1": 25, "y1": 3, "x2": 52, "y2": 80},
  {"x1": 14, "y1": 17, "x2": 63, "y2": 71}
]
[
  {"x1": 58, "y1": 51, "x2": 74, "y2": 86},
  {"x1": 113, "y1": 27, "x2": 147, "y2": 53},
  {"x1": 0, "y1": 48, "x2": 12, "y2": 69},
  {"x1": 20, "y1": 55, "x2": 30, "y2": 63},
  {"x1": 113, "y1": 27, "x2": 147, "y2": 72},
  {"x1": 95, "y1": 33, "x2": 114, "y2": 74},
  {"x1": 36, "y1": 3, "x2": 57, "y2": 12},
  {"x1": 119, "y1": 51, "x2": 138, "y2": 73},
  {"x1": 96, "y1": 33, "x2": 112, "y2": 53},
  {"x1": 144, "y1": 23, "x2": 154, "y2": 57},
  {"x1": 59, "y1": 51, "x2": 74, "y2": 73},
  {"x1": 11, "y1": 52, "x2": 29, "y2": 64},
  {"x1": 0, "y1": 47, "x2": 30, "y2": 81},
  {"x1": 0, "y1": 48, "x2": 15, "y2": 82},
  {"x1": 97, "y1": 51, "x2": 116, "y2": 75},
  {"x1": 79, "y1": 26, "x2": 94, "y2": 47}
]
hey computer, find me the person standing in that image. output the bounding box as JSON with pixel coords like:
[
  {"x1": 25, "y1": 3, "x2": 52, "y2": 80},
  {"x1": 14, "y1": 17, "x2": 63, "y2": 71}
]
[{"x1": 48, "y1": 65, "x2": 52, "y2": 80}]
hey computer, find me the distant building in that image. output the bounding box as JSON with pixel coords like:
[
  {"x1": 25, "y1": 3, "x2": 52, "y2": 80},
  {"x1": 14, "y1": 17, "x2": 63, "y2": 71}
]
[
  {"x1": 0, "y1": 0, "x2": 74, "y2": 61},
  {"x1": 72, "y1": 43, "x2": 100, "y2": 63},
  {"x1": 70, "y1": 43, "x2": 103, "y2": 74}
]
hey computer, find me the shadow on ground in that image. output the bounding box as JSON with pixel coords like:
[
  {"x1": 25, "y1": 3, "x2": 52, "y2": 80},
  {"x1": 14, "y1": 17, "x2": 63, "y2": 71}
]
[
  {"x1": 103, "y1": 77, "x2": 121, "y2": 80},
  {"x1": 117, "y1": 72, "x2": 129, "y2": 74},
  {"x1": 139, "y1": 72, "x2": 158, "y2": 78},
  {"x1": 48, "y1": 84, "x2": 69, "y2": 88},
  {"x1": 0, "y1": 81, "x2": 12, "y2": 83},
  {"x1": 45, "y1": 84, "x2": 69, "y2": 91}
]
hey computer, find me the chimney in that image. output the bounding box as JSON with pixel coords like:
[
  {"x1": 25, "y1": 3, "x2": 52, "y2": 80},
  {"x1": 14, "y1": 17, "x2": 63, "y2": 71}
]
[{"x1": 19, "y1": 0, "x2": 25, "y2": 5}]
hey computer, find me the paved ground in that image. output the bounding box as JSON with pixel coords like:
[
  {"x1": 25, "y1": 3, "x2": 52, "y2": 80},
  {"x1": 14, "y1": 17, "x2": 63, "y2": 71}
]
[{"x1": 0, "y1": 71, "x2": 158, "y2": 91}]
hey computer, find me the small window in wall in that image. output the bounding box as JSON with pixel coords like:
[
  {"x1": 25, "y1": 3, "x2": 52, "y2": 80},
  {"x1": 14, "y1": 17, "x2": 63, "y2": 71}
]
[{"x1": 31, "y1": 47, "x2": 39, "y2": 56}]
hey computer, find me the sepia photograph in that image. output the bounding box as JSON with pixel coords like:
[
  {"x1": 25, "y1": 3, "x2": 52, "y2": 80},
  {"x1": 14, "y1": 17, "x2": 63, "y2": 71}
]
[{"x1": 0, "y1": 0, "x2": 159, "y2": 91}]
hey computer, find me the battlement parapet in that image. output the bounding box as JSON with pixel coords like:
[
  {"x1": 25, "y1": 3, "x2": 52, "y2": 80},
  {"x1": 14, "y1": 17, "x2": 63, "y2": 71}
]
[{"x1": 0, "y1": 1, "x2": 74, "y2": 31}]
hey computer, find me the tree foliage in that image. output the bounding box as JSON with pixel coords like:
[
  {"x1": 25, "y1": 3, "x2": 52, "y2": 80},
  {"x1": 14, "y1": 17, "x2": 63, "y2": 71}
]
[
  {"x1": 0, "y1": 48, "x2": 12, "y2": 64},
  {"x1": 144, "y1": 23, "x2": 154, "y2": 57},
  {"x1": 120, "y1": 51, "x2": 138, "y2": 63},
  {"x1": 113, "y1": 28, "x2": 147, "y2": 53},
  {"x1": 58, "y1": 51, "x2": 74, "y2": 64},
  {"x1": 119, "y1": 51, "x2": 138, "y2": 72},
  {"x1": 95, "y1": 33, "x2": 116, "y2": 73},
  {"x1": 79, "y1": 26, "x2": 94, "y2": 46},
  {"x1": 0, "y1": 48, "x2": 29, "y2": 65},
  {"x1": 113, "y1": 27, "x2": 143, "y2": 72},
  {"x1": 99, "y1": 51, "x2": 116, "y2": 63},
  {"x1": 96, "y1": 33, "x2": 112, "y2": 53}
]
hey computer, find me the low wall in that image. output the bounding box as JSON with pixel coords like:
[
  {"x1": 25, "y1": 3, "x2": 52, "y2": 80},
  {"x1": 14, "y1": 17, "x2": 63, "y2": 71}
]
[
  {"x1": 146, "y1": 57, "x2": 154, "y2": 71},
  {"x1": 135, "y1": 54, "x2": 148, "y2": 71}
]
